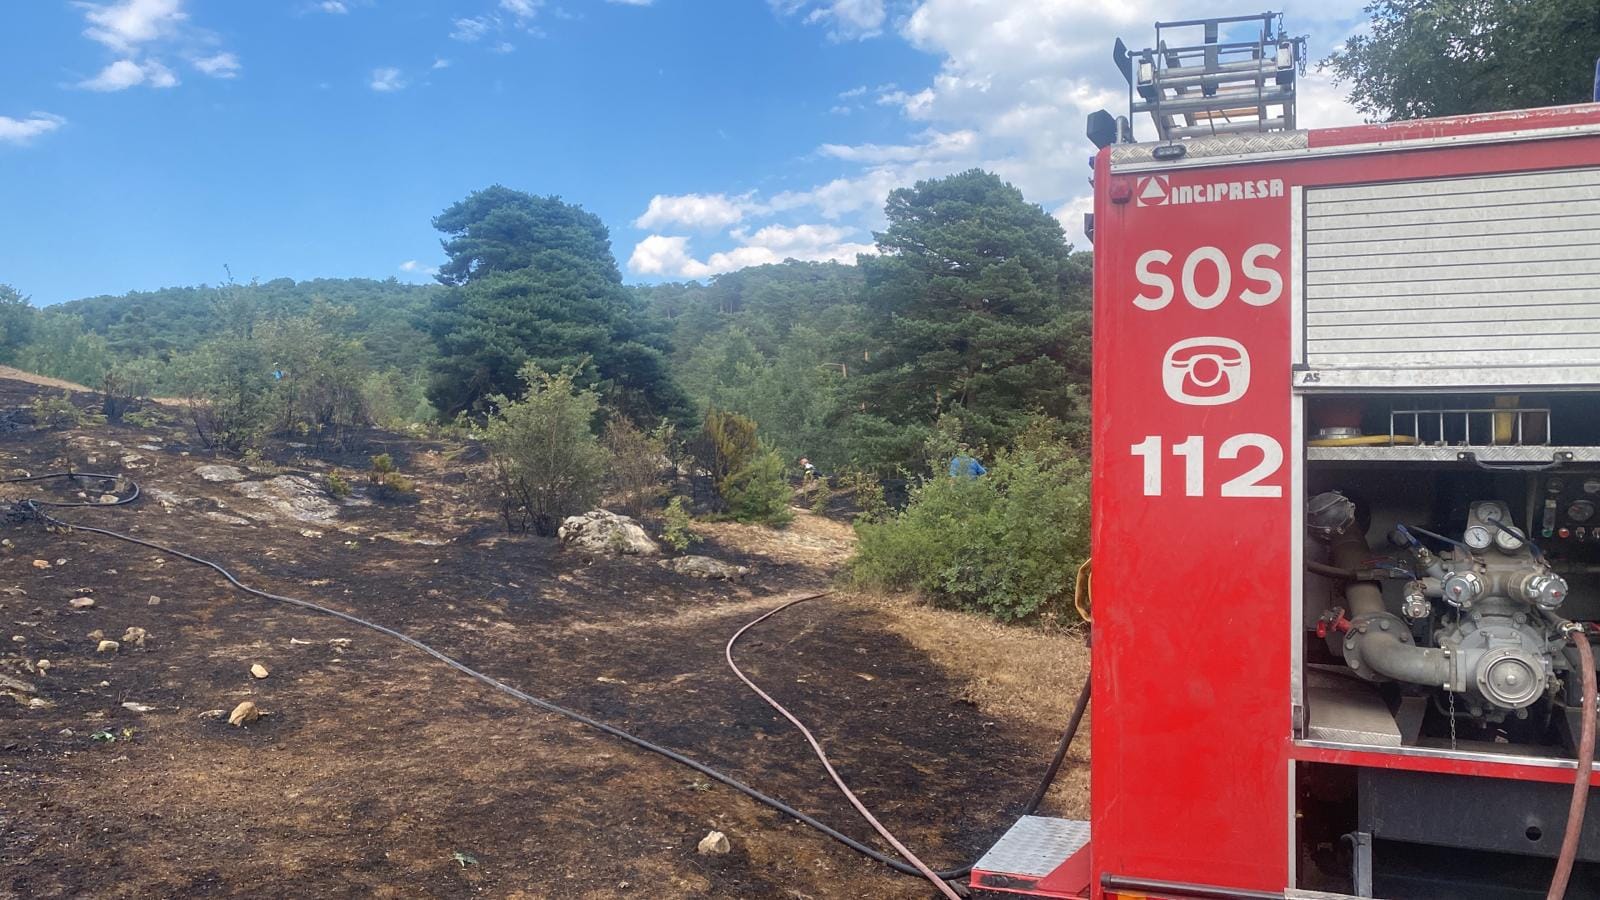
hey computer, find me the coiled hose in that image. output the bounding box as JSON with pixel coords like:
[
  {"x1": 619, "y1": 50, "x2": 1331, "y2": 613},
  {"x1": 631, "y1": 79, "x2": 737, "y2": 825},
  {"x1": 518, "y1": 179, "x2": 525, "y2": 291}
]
[
  {"x1": 5, "y1": 472, "x2": 1091, "y2": 889},
  {"x1": 1551, "y1": 627, "x2": 1597, "y2": 900}
]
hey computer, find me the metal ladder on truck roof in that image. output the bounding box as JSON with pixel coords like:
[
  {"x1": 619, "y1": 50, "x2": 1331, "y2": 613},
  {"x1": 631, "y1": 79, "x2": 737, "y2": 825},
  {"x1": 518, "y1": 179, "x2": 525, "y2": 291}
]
[{"x1": 1124, "y1": 12, "x2": 1305, "y2": 141}]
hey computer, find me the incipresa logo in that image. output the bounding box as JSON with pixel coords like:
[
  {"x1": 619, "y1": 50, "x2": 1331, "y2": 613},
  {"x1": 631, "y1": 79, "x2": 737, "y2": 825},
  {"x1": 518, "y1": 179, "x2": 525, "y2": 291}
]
[{"x1": 1136, "y1": 175, "x2": 1285, "y2": 207}]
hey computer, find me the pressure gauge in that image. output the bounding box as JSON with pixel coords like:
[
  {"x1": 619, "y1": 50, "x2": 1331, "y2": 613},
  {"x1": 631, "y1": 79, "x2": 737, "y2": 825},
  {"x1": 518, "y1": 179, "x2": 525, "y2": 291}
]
[
  {"x1": 1570, "y1": 500, "x2": 1597, "y2": 523},
  {"x1": 1586, "y1": 479, "x2": 1600, "y2": 496},
  {"x1": 1464, "y1": 525, "x2": 1494, "y2": 550},
  {"x1": 1495, "y1": 528, "x2": 1525, "y2": 552}
]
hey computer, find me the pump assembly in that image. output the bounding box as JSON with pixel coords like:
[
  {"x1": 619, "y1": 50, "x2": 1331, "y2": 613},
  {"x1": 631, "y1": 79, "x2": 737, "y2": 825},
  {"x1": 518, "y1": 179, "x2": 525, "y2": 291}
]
[{"x1": 1310, "y1": 492, "x2": 1577, "y2": 722}]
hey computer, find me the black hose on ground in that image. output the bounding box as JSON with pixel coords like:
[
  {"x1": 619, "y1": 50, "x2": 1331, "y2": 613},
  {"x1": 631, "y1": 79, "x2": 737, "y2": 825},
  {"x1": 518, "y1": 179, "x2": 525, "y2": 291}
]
[{"x1": 4, "y1": 471, "x2": 1092, "y2": 887}]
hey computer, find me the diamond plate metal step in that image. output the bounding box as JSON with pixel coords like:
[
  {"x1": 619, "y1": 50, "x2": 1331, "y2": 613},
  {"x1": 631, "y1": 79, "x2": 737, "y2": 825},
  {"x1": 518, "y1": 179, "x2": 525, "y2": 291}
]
[{"x1": 972, "y1": 816, "x2": 1091, "y2": 879}]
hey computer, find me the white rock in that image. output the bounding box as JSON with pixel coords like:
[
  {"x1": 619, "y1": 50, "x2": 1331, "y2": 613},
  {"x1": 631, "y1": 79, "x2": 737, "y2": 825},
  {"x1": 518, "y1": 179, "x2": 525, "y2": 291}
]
[
  {"x1": 121, "y1": 701, "x2": 153, "y2": 713},
  {"x1": 250, "y1": 663, "x2": 269, "y2": 679},
  {"x1": 97, "y1": 640, "x2": 120, "y2": 653},
  {"x1": 232, "y1": 476, "x2": 340, "y2": 524},
  {"x1": 194, "y1": 464, "x2": 247, "y2": 483},
  {"x1": 69, "y1": 597, "x2": 95, "y2": 609},
  {"x1": 228, "y1": 700, "x2": 260, "y2": 726},
  {"x1": 697, "y1": 830, "x2": 731, "y2": 855},
  {"x1": 558, "y1": 510, "x2": 660, "y2": 556},
  {"x1": 121, "y1": 627, "x2": 147, "y2": 648},
  {"x1": 658, "y1": 556, "x2": 751, "y2": 581}
]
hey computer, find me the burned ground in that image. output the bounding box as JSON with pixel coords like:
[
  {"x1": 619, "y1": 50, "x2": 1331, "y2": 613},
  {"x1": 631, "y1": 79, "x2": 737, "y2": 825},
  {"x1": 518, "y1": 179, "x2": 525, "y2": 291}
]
[{"x1": 0, "y1": 376, "x2": 1089, "y2": 900}]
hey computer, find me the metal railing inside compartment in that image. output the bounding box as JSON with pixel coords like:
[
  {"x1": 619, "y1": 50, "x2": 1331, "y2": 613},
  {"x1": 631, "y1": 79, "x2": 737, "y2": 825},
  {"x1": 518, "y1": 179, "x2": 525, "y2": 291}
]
[{"x1": 1390, "y1": 406, "x2": 1552, "y2": 448}]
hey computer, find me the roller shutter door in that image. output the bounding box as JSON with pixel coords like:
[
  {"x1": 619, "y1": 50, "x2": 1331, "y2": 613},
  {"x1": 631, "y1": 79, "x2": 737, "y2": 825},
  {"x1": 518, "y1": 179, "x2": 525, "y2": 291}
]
[{"x1": 1302, "y1": 167, "x2": 1600, "y2": 388}]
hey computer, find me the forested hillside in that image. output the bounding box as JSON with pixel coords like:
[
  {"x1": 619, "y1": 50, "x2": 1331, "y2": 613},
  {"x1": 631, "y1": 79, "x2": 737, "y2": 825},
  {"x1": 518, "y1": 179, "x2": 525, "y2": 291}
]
[{"x1": 0, "y1": 169, "x2": 1095, "y2": 620}]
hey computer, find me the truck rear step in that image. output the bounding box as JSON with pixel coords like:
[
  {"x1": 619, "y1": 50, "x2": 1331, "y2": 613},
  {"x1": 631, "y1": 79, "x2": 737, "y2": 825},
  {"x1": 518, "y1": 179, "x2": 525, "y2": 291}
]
[{"x1": 969, "y1": 815, "x2": 1091, "y2": 898}]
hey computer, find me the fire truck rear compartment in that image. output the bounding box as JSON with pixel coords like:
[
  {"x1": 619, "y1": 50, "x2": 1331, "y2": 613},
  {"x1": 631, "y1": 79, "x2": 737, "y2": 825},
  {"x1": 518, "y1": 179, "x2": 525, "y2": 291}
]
[{"x1": 1299, "y1": 391, "x2": 1600, "y2": 893}]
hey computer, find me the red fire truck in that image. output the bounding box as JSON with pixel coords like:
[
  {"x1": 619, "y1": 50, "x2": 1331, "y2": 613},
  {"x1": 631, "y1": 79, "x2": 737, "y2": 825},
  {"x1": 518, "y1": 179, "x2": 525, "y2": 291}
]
[{"x1": 969, "y1": 13, "x2": 1600, "y2": 900}]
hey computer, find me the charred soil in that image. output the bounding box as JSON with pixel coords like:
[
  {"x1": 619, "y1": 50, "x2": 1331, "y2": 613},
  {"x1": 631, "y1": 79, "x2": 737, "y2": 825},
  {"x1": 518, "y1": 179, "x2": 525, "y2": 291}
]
[{"x1": 0, "y1": 376, "x2": 1089, "y2": 899}]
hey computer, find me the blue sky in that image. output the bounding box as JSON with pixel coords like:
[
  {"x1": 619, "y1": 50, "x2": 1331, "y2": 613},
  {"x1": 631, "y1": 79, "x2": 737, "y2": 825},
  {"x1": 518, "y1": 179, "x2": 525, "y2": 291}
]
[{"x1": 2, "y1": 1, "x2": 1369, "y2": 305}]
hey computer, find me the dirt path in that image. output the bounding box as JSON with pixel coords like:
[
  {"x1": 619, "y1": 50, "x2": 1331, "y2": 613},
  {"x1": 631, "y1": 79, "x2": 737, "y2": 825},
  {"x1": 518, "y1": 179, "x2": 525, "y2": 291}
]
[{"x1": 0, "y1": 377, "x2": 1090, "y2": 899}]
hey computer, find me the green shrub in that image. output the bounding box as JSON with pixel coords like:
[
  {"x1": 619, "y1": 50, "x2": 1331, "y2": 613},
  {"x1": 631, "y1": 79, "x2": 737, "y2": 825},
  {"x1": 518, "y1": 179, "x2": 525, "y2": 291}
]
[
  {"x1": 366, "y1": 454, "x2": 416, "y2": 500},
  {"x1": 851, "y1": 438, "x2": 1089, "y2": 622},
  {"x1": 327, "y1": 471, "x2": 352, "y2": 499},
  {"x1": 701, "y1": 409, "x2": 758, "y2": 490},
  {"x1": 30, "y1": 392, "x2": 103, "y2": 430},
  {"x1": 660, "y1": 496, "x2": 700, "y2": 551},
  {"x1": 720, "y1": 445, "x2": 793, "y2": 527},
  {"x1": 838, "y1": 468, "x2": 888, "y2": 524},
  {"x1": 483, "y1": 366, "x2": 608, "y2": 535}
]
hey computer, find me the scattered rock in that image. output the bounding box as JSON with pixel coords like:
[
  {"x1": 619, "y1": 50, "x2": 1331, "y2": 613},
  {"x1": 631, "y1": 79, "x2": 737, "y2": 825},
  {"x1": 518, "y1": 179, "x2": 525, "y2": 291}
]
[
  {"x1": 329, "y1": 638, "x2": 352, "y2": 650},
  {"x1": 121, "y1": 627, "x2": 147, "y2": 648},
  {"x1": 68, "y1": 597, "x2": 95, "y2": 609},
  {"x1": 147, "y1": 595, "x2": 161, "y2": 606},
  {"x1": 250, "y1": 663, "x2": 269, "y2": 679},
  {"x1": 0, "y1": 673, "x2": 35, "y2": 694},
  {"x1": 659, "y1": 556, "x2": 751, "y2": 581},
  {"x1": 194, "y1": 464, "x2": 247, "y2": 483},
  {"x1": 596, "y1": 676, "x2": 627, "y2": 685},
  {"x1": 28, "y1": 697, "x2": 50, "y2": 709},
  {"x1": 10, "y1": 635, "x2": 25, "y2": 643},
  {"x1": 59, "y1": 728, "x2": 74, "y2": 737},
  {"x1": 299, "y1": 530, "x2": 323, "y2": 539},
  {"x1": 227, "y1": 701, "x2": 260, "y2": 726},
  {"x1": 197, "y1": 709, "x2": 226, "y2": 720},
  {"x1": 121, "y1": 701, "x2": 153, "y2": 713},
  {"x1": 87, "y1": 629, "x2": 105, "y2": 641},
  {"x1": 31, "y1": 560, "x2": 50, "y2": 570},
  {"x1": 97, "y1": 640, "x2": 120, "y2": 653},
  {"x1": 232, "y1": 475, "x2": 340, "y2": 524},
  {"x1": 697, "y1": 831, "x2": 731, "y2": 855},
  {"x1": 558, "y1": 510, "x2": 660, "y2": 556},
  {"x1": 204, "y1": 511, "x2": 253, "y2": 527},
  {"x1": 35, "y1": 659, "x2": 50, "y2": 672}
]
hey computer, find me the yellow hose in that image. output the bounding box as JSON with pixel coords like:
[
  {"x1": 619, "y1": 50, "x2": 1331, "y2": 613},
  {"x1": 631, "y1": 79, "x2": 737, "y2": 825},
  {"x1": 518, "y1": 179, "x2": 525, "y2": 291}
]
[
  {"x1": 1308, "y1": 434, "x2": 1420, "y2": 447},
  {"x1": 1074, "y1": 558, "x2": 1093, "y2": 623}
]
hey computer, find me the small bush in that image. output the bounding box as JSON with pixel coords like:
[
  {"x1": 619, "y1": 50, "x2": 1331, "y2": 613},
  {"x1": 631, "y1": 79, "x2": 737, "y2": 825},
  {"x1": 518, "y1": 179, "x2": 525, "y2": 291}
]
[
  {"x1": 851, "y1": 438, "x2": 1089, "y2": 622},
  {"x1": 327, "y1": 471, "x2": 352, "y2": 499},
  {"x1": 720, "y1": 445, "x2": 793, "y2": 527},
  {"x1": 30, "y1": 392, "x2": 103, "y2": 430},
  {"x1": 367, "y1": 455, "x2": 416, "y2": 501},
  {"x1": 838, "y1": 469, "x2": 888, "y2": 524},
  {"x1": 375, "y1": 472, "x2": 417, "y2": 500},
  {"x1": 660, "y1": 496, "x2": 701, "y2": 551},
  {"x1": 604, "y1": 416, "x2": 666, "y2": 516},
  {"x1": 483, "y1": 366, "x2": 608, "y2": 535},
  {"x1": 808, "y1": 481, "x2": 832, "y2": 516},
  {"x1": 701, "y1": 409, "x2": 759, "y2": 490}
]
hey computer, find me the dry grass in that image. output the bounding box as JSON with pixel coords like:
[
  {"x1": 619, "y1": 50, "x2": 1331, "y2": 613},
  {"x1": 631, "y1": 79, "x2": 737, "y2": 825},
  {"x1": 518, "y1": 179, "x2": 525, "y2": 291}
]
[{"x1": 842, "y1": 588, "x2": 1092, "y2": 818}]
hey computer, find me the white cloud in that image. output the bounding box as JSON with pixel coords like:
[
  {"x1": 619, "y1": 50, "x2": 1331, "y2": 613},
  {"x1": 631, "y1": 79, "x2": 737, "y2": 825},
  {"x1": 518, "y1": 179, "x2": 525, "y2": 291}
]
[
  {"x1": 499, "y1": 0, "x2": 540, "y2": 19},
  {"x1": 807, "y1": 0, "x2": 886, "y2": 40},
  {"x1": 639, "y1": 3, "x2": 1371, "y2": 276},
  {"x1": 634, "y1": 193, "x2": 752, "y2": 230},
  {"x1": 192, "y1": 52, "x2": 239, "y2": 78},
  {"x1": 629, "y1": 224, "x2": 876, "y2": 278},
  {"x1": 369, "y1": 67, "x2": 406, "y2": 92},
  {"x1": 608, "y1": 0, "x2": 654, "y2": 5},
  {"x1": 433, "y1": 57, "x2": 452, "y2": 69},
  {"x1": 451, "y1": 16, "x2": 494, "y2": 42},
  {"x1": 81, "y1": 0, "x2": 187, "y2": 52},
  {"x1": 318, "y1": 0, "x2": 349, "y2": 11},
  {"x1": 80, "y1": 58, "x2": 179, "y2": 91},
  {"x1": 399, "y1": 260, "x2": 438, "y2": 275},
  {"x1": 0, "y1": 112, "x2": 66, "y2": 146}
]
